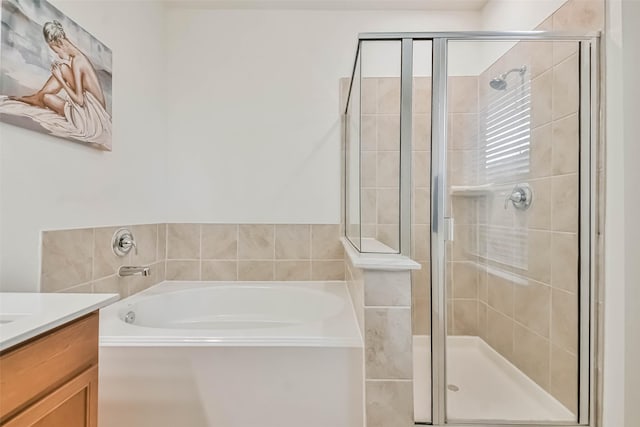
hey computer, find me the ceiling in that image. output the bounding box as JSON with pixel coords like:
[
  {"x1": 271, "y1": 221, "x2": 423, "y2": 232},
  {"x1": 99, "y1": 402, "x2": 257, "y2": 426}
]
[{"x1": 164, "y1": 0, "x2": 489, "y2": 11}]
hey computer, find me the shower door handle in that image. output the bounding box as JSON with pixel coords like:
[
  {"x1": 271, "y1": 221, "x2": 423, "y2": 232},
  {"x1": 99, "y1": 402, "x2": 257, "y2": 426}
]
[{"x1": 444, "y1": 217, "x2": 455, "y2": 241}]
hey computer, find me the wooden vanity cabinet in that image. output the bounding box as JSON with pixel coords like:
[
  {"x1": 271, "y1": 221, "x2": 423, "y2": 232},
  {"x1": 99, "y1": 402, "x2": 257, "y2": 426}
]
[{"x1": 0, "y1": 313, "x2": 99, "y2": 427}]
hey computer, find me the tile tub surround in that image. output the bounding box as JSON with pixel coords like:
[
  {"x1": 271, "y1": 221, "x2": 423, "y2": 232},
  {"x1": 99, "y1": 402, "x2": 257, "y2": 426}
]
[
  {"x1": 165, "y1": 224, "x2": 344, "y2": 282},
  {"x1": 40, "y1": 223, "x2": 344, "y2": 297},
  {"x1": 345, "y1": 250, "x2": 415, "y2": 427},
  {"x1": 41, "y1": 224, "x2": 167, "y2": 297}
]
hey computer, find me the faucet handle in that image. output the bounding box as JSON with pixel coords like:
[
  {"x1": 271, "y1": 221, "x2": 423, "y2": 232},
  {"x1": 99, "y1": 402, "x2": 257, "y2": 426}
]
[
  {"x1": 503, "y1": 183, "x2": 533, "y2": 210},
  {"x1": 112, "y1": 229, "x2": 138, "y2": 257}
]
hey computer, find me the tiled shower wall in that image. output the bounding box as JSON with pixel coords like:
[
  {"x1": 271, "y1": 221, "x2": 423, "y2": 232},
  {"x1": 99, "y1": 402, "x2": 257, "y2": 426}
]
[
  {"x1": 442, "y1": 0, "x2": 604, "y2": 414},
  {"x1": 40, "y1": 223, "x2": 344, "y2": 297}
]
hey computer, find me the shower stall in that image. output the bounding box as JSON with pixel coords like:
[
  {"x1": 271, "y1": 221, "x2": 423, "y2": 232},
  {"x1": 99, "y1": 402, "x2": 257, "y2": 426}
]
[{"x1": 342, "y1": 32, "x2": 600, "y2": 426}]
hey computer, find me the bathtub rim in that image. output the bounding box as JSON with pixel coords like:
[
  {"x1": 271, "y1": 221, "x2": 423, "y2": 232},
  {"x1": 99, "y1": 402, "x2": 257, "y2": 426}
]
[{"x1": 99, "y1": 280, "x2": 363, "y2": 349}]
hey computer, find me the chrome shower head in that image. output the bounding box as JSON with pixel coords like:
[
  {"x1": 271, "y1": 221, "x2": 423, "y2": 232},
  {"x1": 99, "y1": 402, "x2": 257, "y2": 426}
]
[
  {"x1": 490, "y1": 77, "x2": 508, "y2": 90},
  {"x1": 489, "y1": 65, "x2": 527, "y2": 91}
]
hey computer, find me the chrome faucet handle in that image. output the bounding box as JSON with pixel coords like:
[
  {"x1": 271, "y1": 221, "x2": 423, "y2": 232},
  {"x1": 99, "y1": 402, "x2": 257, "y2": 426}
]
[
  {"x1": 112, "y1": 228, "x2": 138, "y2": 257},
  {"x1": 504, "y1": 183, "x2": 533, "y2": 210}
]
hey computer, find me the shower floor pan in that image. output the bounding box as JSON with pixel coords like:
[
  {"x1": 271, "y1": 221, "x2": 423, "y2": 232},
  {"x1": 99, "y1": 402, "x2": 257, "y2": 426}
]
[{"x1": 413, "y1": 335, "x2": 574, "y2": 423}]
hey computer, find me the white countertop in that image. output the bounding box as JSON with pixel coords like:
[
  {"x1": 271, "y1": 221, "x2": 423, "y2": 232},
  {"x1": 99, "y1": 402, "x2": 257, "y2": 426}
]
[{"x1": 0, "y1": 292, "x2": 119, "y2": 352}]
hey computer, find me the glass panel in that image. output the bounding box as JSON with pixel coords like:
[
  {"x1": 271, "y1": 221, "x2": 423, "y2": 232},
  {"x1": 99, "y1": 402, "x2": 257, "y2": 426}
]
[
  {"x1": 359, "y1": 40, "x2": 401, "y2": 254},
  {"x1": 344, "y1": 47, "x2": 361, "y2": 251},
  {"x1": 444, "y1": 39, "x2": 581, "y2": 424},
  {"x1": 412, "y1": 39, "x2": 433, "y2": 424}
]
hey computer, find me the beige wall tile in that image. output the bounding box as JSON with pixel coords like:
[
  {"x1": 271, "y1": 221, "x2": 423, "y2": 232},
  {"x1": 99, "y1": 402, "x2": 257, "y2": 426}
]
[
  {"x1": 453, "y1": 262, "x2": 478, "y2": 299},
  {"x1": 93, "y1": 226, "x2": 127, "y2": 280},
  {"x1": 449, "y1": 114, "x2": 478, "y2": 150},
  {"x1": 157, "y1": 224, "x2": 167, "y2": 261},
  {"x1": 487, "y1": 307, "x2": 514, "y2": 359},
  {"x1": 59, "y1": 282, "x2": 93, "y2": 293},
  {"x1": 377, "y1": 78, "x2": 401, "y2": 114},
  {"x1": 530, "y1": 124, "x2": 553, "y2": 179},
  {"x1": 552, "y1": 113, "x2": 579, "y2": 175},
  {"x1": 361, "y1": 151, "x2": 377, "y2": 188},
  {"x1": 551, "y1": 232, "x2": 579, "y2": 293},
  {"x1": 377, "y1": 152, "x2": 400, "y2": 188},
  {"x1": 412, "y1": 188, "x2": 430, "y2": 226},
  {"x1": 527, "y1": 230, "x2": 552, "y2": 283},
  {"x1": 513, "y1": 323, "x2": 550, "y2": 389},
  {"x1": 275, "y1": 225, "x2": 311, "y2": 260},
  {"x1": 448, "y1": 76, "x2": 478, "y2": 113},
  {"x1": 311, "y1": 260, "x2": 345, "y2": 280},
  {"x1": 238, "y1": 260, "x2": 274, "y2": 281},
  {"x1": 167, "y1": 223, "x2": 200, "y2": 259},
  {"x1": 361, "y1": 115, "x2": 377, "y2": 151},
  {"x1": 130, "y1": 224, "x2": 157, "y2": 265},
  {"x1": 519, "y1": 41, "x2": 554, "y2": 79},
  {"x1": 376, "y1": 225, "x2": 400, "y2": 252},
  {"x1": 551, "y1": 174, "x2": 579, "y2": 232},
  {"x1": 41, "y1": 228, "x2": 94, "y2": 292},
  {"x1": 202, "y1": 224, "x2": 238, "y2": 260},
  {"x1": 553, "y1": 41, "x2": 578, "y2": 66},
  {"x1": 377, "y1": 189, "x2": 399, "y2": 225},
  {"x1": 361, "y1": 78, "x2": 377, "y2": 114},
  {"x1": 377, "y1": 115, "x2": 400, "y2": 151},
  {"x1": 365, "y1": 380, "x2": 413, "y2": 427},
  {"x1": 365, "y1": 308, "x2": 412, "y2": 379},
  {"x1": 412, "y1": 114, "x2": 431, "y2": 151},
  {"x1": 531, "y1": 70, "x2": 553, "y2": 128},
  {"x1": 488, "y1": 273, "x2": 514, "y2": 316},
  {"x1": 201, "y1": 260, "x2": 238, "y2": 281},
  {"x1": 311, "y1": 225, "x2": 343, "y2": 259},
  {"x1": 525, "y1": 178, "x2": 551, "y2": 230},
  {"x1": 93, "y1": 275, "x2": 125, "y2": 298},
  {"x1": 550, "y1": 344, "x2": 579, "y2": 414},
  {"x1": 477, "y1": 302, "x2": 488, "y2": 340},
  {"x1": 364, "y1": 270, "x2": 411, "y2": 307},
  {"x1": 275, "y1": 261, "x2": 311, "y2": 281},
  {"x1": 413, "y1": 77, "x2": 431, "y2": 114},
  {"x1": 362, "y1": 189, "x2": 377, "y2": 225},
  {"x1": 452, "y1": 300, "x2": 478, "y2": 336},
  {"x1": 238, "y1": 224, "x2": 274, "y2": 260},
  {"x1": 166, "y1": 260, "x2": 200, "y2": 281},
  {"x1": 412, "y1": 150, "x2": 430, "y2": 188},
  {"x1": 552, "y1": 0, "x2": 604, "y2": 32},
  {"x1": 552, "y1": 54, "x2": 579, "y2": 120},
  {"x1": 412, "y1": 224, "x2": 430, "y2": 262},
  {"x1": 514, "y1": 280, "x2": 551, "y2": 338},
  {"x1": 551, "y1": 288, "x2": 579, "y2": 354}
]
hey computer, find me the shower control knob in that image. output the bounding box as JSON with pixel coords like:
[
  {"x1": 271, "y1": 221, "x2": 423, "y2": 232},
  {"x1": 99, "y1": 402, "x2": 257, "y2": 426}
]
[{"x1": 504, "y1": 183, "x2": 533, "y2": 210}]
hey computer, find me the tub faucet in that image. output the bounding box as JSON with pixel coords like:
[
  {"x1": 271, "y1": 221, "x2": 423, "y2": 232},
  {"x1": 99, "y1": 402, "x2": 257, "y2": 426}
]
[{"x1": 118, "y1": 266, "x2": 151, "y2": 277}]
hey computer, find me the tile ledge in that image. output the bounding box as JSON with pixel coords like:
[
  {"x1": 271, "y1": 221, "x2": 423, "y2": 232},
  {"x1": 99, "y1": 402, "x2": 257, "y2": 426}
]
[{"x1": 341, "y1": 237, "x2": 421, "y2": 271}]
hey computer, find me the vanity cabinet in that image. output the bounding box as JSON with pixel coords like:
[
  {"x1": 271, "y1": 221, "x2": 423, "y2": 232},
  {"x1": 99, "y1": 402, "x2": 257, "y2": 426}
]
[{"x1": 0, "y1": 313, "x2": 99, "y2": 427}]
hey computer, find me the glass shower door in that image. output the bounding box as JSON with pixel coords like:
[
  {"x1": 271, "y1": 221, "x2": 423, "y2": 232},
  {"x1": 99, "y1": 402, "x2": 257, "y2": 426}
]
[{"x1": 434, "y1": 37, "x2": 595, "y2": 424}]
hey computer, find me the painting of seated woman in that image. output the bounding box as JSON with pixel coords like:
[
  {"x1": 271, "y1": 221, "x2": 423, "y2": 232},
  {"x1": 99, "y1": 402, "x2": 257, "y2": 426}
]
[{"x1": 0, "y1": 0, "x2": 112, "y2": 150}]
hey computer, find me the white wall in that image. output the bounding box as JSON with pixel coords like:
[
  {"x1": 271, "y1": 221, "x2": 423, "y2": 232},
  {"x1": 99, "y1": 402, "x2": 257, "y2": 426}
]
[
  {"x1": 0, "y1": 0, "x2": 168, "y2": 291},
  {"x1": 603, "y1": 0, "x2": 640, "y2": 426},
  {"x1": 621, "y1": 1, "x2": 640, "y2": 425},
  {"x1": 164, "y1": 8, "x2": 480, "y2": 224}
]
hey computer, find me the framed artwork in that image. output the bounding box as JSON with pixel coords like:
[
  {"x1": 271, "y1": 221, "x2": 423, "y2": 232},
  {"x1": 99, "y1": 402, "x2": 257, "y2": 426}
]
[{"x1": 0, "y1": 0, "x2": 112, "y2": 150}]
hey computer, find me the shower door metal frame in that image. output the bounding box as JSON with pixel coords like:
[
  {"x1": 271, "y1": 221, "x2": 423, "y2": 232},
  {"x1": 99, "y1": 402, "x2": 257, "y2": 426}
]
[{"x1": 356, "y1": 31, "x2": 601, "y2": 427}]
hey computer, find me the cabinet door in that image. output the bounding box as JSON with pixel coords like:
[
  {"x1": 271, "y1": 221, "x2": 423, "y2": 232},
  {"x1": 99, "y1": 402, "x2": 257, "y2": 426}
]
[{"x1": 3, "y1": 366, "x2": 97, "y2": 427}]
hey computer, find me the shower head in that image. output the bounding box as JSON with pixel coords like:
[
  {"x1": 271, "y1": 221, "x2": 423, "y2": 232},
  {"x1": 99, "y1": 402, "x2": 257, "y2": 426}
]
[{"x1": 489, "y1": 65, "x2": 527, "y2": 90}]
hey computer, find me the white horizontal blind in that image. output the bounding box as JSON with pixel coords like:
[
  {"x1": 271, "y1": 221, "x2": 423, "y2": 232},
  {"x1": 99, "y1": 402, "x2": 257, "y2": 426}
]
[
  {"x1": 480, "y1": 71, "x2": 532, "y2": 184},
  {"x1": 478, "y1": 224, "x2": 528, "y2": 271},
  {"x1": 479, "y1": 69, "x2": 531, "y2": 272}
]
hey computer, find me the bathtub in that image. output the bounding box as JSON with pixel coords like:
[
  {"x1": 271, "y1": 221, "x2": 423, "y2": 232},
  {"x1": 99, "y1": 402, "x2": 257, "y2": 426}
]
[{"x1": 98, "y1": 281, "x2": 363, "y2": 427}]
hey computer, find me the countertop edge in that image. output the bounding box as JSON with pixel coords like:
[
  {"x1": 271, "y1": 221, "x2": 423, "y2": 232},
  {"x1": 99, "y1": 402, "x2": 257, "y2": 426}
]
[{"x1": 0, "y1": 294, "x2": 119, "y2": 352}]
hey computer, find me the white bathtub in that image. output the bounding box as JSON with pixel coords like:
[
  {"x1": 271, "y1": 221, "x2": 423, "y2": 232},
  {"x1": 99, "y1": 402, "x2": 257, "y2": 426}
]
[{"x1": 98, "y1": 281, "x2": 363, "y2": 427}]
